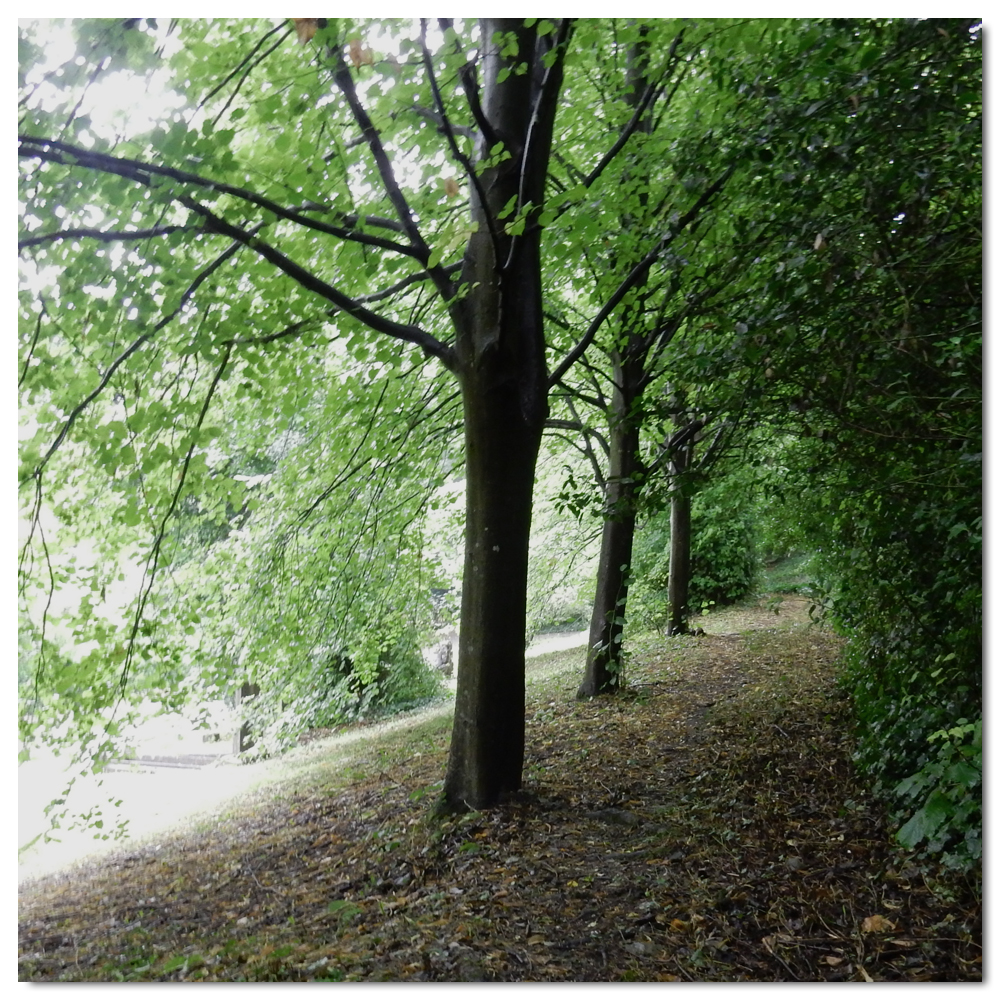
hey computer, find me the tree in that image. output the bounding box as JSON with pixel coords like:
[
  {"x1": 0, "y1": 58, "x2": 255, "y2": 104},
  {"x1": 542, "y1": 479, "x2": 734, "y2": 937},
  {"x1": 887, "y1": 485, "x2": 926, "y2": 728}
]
[
  {"x1": 20, "y1": 17, "x2": 727, "y2": 810},
  {"x1": 550, "y1": 21, "x2": 792, "y2": 688}
]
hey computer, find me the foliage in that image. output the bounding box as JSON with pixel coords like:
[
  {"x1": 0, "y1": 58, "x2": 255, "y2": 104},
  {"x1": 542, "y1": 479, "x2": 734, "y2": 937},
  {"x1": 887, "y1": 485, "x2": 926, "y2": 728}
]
[
  {"x1": 17, "y1": 17, "x2": 981, "y2": 847},
  {"x1": 893, "y1": 719, "x2": 981, "y2": 869},
  {"x1": 525, "y1": 450, "x2": 600, "y2": 640},
  {"x1": 687, "y1": 478, "x2": 758, "y2": 611},
  {"x1": 245, "y1": 624, "x2": 442, "y2": 759},
  {"x1": 715, "y1": 18, "x2": 983, "y2": 867},
  {"x1": 628, "y1": 466, "x2": 759, "y2": 631}
]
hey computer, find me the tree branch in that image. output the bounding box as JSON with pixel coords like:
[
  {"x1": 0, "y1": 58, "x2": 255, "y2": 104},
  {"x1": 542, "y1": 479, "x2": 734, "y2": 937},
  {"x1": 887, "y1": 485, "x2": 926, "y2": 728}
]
[
  {"x1": 19, "y1": 300, "x2": 46, "y2": 389},
  {"x1": 227, "y1": 263, "x2": 464, "y2": 347},
  {"x1": 547, "y1": 163, "x2": 735, "y2": 388},
  {"x1": 205, "y1": 26, "x2": 290, "y2": 128},
  {"x1": 456, "y1": 50, "x2": 499, "y2": 150},
  {"x1": 581, "y1": 68, "x2": 668, "y2": 190},
  {"x1": 19, "y1": 224, "x2": 195, "y2": 251},
  {"x1": 504, "y1": 18, "x2": 574, "y2": 271},
  {"x1": 545, "y1": 28, "x2": 686, "y2": 229},
  {"x1": 196, "y1": 22, "x2": 288, "y2": 113},
  {"x1": 181, "y1": 195, "x2": 456, "y2": 369},
  {"x1": 545, "y1": 417, "x2": 611, "y2": 460},
  {"x1": 410, "y1": 104, "x2": 475, "y2": 140},
  {"x1": 17, "y1": 135, "x2": 423, "y2": 260},
  {"x1": 23, "y1": 228, "x2": 258, "y2": 485},
  {"x1": 419, "y1": 19, "x2": 503, "y2": 265},
  {"x1": 329, "y1": 50, "x2": 457, "y2": 301},
  {"x1": 117, "y1": 339, "x2": 235, "y2": 700},
  {"x1": 289, "y1": 203, "x2": 406, "y2": 233}
]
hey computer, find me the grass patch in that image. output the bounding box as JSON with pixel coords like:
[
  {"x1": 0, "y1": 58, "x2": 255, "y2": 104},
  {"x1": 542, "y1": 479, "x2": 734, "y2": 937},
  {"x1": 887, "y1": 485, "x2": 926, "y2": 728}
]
[{"x1": 761, "y1": 553, "x2": 816, "y2": 594}]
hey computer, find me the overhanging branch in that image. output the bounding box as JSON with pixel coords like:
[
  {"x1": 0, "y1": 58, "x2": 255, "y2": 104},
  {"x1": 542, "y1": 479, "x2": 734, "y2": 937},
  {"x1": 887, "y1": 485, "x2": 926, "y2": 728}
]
[
  {"x1": 23, "y1": 227, "x2": 258, "y2": 485},
  {"x1": 182, "y1": 195, "x2": 456, "y2": 368},
  {"x1": 19, "y1": 224, "x2": 196, "y2": 251},
  {"x1": 17, "y1": 135, "x2": 423, "y2": 260},
  {"x1": 329, "y1": 50, "x2": 457, "y2": 302}
]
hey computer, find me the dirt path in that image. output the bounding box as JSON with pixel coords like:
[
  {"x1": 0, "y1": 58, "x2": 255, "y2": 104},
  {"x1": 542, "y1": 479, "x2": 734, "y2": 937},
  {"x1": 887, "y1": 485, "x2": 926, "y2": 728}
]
[{"x1": 18, "y1": 600, "x2": 981, "y2": 982}]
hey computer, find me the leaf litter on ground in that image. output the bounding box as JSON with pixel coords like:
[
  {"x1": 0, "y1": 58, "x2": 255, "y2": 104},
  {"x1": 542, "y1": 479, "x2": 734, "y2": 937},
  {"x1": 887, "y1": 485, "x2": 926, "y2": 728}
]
[{"x1": 18, "y1": 597, "x2": 981, "y2": 982}]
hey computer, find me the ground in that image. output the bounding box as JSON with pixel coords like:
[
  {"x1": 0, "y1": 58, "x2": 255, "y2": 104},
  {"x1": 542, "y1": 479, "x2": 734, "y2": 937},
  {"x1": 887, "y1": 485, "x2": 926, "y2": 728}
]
[{"x1": 17, "y1": 598, "x2": 982, "y2": 982}]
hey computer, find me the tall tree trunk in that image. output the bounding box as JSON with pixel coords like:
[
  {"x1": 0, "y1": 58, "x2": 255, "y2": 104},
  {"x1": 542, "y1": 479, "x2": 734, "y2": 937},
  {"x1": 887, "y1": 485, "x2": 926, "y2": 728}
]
[
  {"x1": 578, "y1": 356, "x2": 644, "y2": 697},
  {"x1": 445, "y1": 370, "x2": 544, "y2": 806},
  {"x1": 667, "y1": 441, "x2": 693, "y2": 635},
  {"x1": 443, "y1": 18, "x2": 566, "y2": 809},
  {"x1": 577, "y1": 32, "x2": 652, "y2": 698}
]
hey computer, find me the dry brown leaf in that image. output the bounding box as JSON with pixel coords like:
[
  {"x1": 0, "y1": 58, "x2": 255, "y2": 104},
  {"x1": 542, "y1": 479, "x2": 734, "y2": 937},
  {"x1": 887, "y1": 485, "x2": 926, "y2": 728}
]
[
  {"x1": 443, "y1": 177, "x2": 460, "y2": 198},
  {"x1": 349, "y1": 38, "x2": 374, "y2": 68},
  {"x1": 822, "y1": 954, "x2": 844, "y2": 966},
  {"x1": 861, "y1": 914, "x2": 895, "y2": 933},
  {"x1": 292, "y1": 19, "x2": 319, "y2": 45}
]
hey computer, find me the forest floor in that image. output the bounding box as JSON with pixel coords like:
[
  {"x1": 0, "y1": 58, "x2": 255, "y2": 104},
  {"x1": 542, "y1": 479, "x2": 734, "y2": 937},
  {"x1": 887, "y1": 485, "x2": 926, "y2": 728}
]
[{"x1": 17, "y1": 597, "x2": 982, "y2": 982}]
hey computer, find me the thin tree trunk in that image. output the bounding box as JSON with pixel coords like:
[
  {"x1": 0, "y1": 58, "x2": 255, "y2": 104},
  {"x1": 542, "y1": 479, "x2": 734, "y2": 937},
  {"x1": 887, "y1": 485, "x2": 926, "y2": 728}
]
[
  {"x1": 667, "y1": 442, "x2": 692, "y2": 635},
  {"x1": 577, "y1": 32, "x2": 652, "y2": 698},
  {"x1": 578, "y1": 361, "x2": 643, "y2": 697}
]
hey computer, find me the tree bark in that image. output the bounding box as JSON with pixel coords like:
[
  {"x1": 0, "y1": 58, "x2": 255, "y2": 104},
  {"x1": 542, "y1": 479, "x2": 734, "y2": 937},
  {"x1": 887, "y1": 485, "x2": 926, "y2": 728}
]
[
  {"x1": 577, "y1": 32, "x2": 653, "y2": 698},
  {"x1": 578, "y1": 355, "x2": 644, "y2": 697},
  {"x1": 442, "y1": 19, "x2": 566, "y2": 809},
  {"x1": 445, "y1": 371, "x2": 544, "y2": 806},
  {"x1": 667, "y1": 441, "x2": 693, "y2": 636}
]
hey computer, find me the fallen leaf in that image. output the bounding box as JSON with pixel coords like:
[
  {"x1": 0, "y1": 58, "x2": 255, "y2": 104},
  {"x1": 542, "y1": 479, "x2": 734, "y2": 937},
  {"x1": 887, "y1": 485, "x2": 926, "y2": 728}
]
[
  {"x1": 625, "y1": 940, "x2": 652, "y2": 956},
  {"x1": 822, "y1": 955, "x2": 843, "y2": 966},
  {"x1": 861, "y1": 914, "x2": 895, "y2": 933}
]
